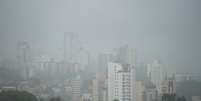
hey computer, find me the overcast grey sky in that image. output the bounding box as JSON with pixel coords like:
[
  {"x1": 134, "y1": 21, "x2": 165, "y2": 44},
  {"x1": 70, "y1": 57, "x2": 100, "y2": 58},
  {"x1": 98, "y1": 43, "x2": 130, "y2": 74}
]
[{"x1": 0, "y1": 0, "x2": 201, "y2": 72}]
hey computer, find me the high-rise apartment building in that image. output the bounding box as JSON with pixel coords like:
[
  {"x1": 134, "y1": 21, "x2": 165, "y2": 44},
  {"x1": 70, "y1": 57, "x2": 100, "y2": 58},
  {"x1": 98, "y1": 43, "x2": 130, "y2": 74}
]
[
  {"x1": 98, "y1": 53, "x2": 113, "y2": 73},
  {"x1": 108, "y1": 62, "x2": 135, "y2": 101},
  {"x1": 92, "y1": 72, "x2": 107, "y2": 101},
  {"x1": 136, "y1": 81, "x2": 145, "y2": 101},
  {"x1": 17, "y1": 41, "x2": 31, "y2": 80},
  {"x1": 71, "y1": 75, "x2": 81, "y2": 101},
  {"x1": 161, "y1": 76, "x2": 176, "y2": 101},
  {"x1": 147, "y1": 60, "x2": 166, "y2": 93},
  {"x1": 92, "y1": 78, "x2": 99, "y2": 101},
  {"x1": 116, "y1": 45, "x2": 137, "y2": 67}
]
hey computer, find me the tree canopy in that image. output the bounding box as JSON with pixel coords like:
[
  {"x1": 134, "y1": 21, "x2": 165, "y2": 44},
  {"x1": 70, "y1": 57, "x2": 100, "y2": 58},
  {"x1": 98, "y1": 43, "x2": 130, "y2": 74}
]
[{"x1": 0, "y1": 90, "x2": 37, "y2": 101}]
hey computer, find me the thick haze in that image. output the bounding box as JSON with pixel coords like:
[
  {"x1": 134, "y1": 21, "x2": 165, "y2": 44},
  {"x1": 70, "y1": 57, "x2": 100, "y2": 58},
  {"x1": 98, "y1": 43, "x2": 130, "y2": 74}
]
[{"x1": 0, "y1": 0, "x2": 201, "y2": 72}]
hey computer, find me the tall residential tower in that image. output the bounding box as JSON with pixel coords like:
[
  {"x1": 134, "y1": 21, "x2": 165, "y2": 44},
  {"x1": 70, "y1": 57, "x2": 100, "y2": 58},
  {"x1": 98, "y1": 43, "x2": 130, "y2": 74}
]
[{"x1": 108, "y1": 62, "x2": 136, "y2": 101}]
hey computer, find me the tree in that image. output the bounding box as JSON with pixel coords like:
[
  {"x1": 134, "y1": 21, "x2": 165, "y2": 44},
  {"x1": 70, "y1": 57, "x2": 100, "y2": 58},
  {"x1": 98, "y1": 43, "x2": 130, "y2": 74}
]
[
  {"x1": 50, "y1": 97, "x2": 61, "y2": 101},
  {"x1": 176, "y1": 96, "x2": 187, "y2": 101},
  {"x1": 0, "y1": 90, "x2": 37, "y2": 101}
]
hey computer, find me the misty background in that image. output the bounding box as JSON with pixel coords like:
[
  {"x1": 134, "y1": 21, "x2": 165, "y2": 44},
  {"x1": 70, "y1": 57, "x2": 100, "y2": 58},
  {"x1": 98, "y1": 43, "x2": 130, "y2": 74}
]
[{"x1": 0, "y1": 0, "x2": 201, "y2": 73}]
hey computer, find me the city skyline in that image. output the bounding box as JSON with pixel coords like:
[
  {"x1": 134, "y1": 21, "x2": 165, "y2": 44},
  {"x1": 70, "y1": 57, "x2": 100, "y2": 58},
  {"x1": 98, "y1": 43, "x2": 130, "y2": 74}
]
[
  {"x1": 1, "y1": 0, "x2": 201, "y2": 101},
  {"x1": 0, "y1": 0, "x2": 201, "y2": 73}
]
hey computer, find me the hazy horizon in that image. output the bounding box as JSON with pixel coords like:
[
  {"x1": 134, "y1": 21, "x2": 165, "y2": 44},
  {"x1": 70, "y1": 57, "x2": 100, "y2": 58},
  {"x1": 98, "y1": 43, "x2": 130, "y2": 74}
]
[{"x1": 0, "y1": 0, "x2": 201, "y2": 73}]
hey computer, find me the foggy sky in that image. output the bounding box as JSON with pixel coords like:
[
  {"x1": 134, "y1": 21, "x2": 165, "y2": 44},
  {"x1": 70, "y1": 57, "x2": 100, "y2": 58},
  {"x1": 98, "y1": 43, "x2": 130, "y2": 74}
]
[{"x1": 0, "y1": 0, "x2": 201, "y2": 72}]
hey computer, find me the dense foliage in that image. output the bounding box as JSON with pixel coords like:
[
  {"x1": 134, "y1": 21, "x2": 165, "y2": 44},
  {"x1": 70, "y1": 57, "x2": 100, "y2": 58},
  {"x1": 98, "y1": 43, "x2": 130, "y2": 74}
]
[{"x1": 0, "y1": 90, "x2": 37, "y2": 101}]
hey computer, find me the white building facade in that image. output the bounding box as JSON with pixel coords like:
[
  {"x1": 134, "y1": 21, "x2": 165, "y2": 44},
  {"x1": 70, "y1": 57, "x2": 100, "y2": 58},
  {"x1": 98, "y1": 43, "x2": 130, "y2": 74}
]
[
  {"x1": 147, "y1": 60, "x2": 166, "y2": 94},
  {"x1": 108, "y1": 62, "x2": 135, "y2": 101}
]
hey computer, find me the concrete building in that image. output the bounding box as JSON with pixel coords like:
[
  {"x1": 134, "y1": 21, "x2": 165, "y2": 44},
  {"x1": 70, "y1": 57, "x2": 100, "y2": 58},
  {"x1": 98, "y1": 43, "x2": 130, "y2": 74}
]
[
  {"x1": 82, "y1": 93, "x2": 92, "y2": 101},
  {"x1": 141, "y1": 80, "x2": 158, "y2": 101},
  {"x1": 175, "y1": 72, "x2": 201, "y2": 82},
  {"x1": 17, "y1": 41, "x2": 32, "y2": 80},
  {"x1": 92, "y1": 72, "x2": 108, "y2": 101},
  {"x1": 108, "y1": 62, "x2": 135, "y2": 101},
  {"x1": 145, "y1": 88, "x2": 157, "y2": 101},
  {"x1": 98, "y1": 53, "x2": 113, "y2": 73},
  {"x1": 92, "y1": 78, "x2": 99, "y2": 101},
  {"x1": 147, "y1": 60, "x2": 166, "y2": 93},
  {"x1": 116, "y1": 45, "x2": 137, "y2": 67},
  {"x1": 161, "y1": 77, "x2": 176, "y2": 101},
  {"x1": 136, "y1": 81, "x2": 145, "y2": 101},
  {"x1": 71, "y1": 76, "x2": 81, "y2": 101},
  {"x1": 161, "y1": 78, "x2": 176, "y2": 95}
]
